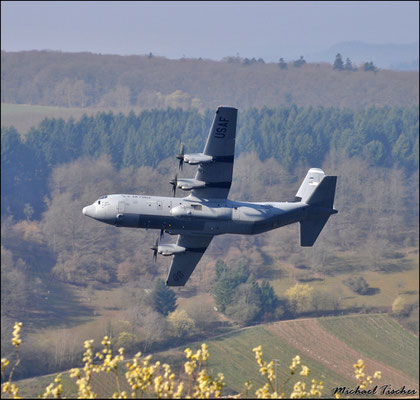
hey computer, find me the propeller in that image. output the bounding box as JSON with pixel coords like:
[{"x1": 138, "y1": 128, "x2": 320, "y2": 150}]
[
  {"x1": 150, "y1": 237, "x2": 159, "y2": 262},
  {"x1": 169, "y1": 173, "x2": 178, "y2": 197},
  {"x1": 176, "y1": 143, "x2": 185, "y2": 170},
  {"x1": 160, "y1": 228, "x2": 165, "y2": 240}
]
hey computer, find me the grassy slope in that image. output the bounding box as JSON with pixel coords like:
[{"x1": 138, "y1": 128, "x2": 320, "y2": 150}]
[
  {"x1": 24, "y1": 247, "x2": 418, "y2": 352},
  {"x1": 267, "y1": 249, "x2": 419, "y2": 311},
  {"x1": 1, "y1": 103, "x2": 86, "y2": 134},
  {"x1": 204, "y1": 326, "x2": 355, "y2": 395},
  {"x1": 14, "y1": 248, "x2": 416, "y2": 396},
  {"x1": 1, "y1": 103, "x2": 142, "y2": 134},
  {"x1": 13, "y1": 314, "x2": 418, "y2": 398}
]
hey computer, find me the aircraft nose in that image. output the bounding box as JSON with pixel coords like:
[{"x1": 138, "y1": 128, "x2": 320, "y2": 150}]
[{"x1": 82, "y1": 205, "x2": 96, "y2": 218}]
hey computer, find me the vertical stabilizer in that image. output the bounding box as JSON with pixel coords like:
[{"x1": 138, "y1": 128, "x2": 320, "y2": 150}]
[
  {"x1": 295, "y1": 168, "x2": 325, "y2": 203},
  {"x1": 298, "y1": 171, "x2": 338, "y2": 246},
  {"x1": 306, "y1": 176, "x2": 337, "y2": 208}
]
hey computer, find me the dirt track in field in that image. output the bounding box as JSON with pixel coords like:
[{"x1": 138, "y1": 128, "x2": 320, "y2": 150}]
[{"x1": 265, "y1": 318, "x2": 419, "y2": 396}]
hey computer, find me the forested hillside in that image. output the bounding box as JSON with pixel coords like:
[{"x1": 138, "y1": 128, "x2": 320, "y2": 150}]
[
  {"x1": 2, "y1": 105, "x2": 418, "y2": 221},
  {"x1": 2, "y1": 105, "x2": 419, "y2": 380},
  {"x1": 1, "y1": 51, "x2": 419, "y2": 110},
  {"x1": 1, "y1": 50, "x2": 419, "y2": 382}
]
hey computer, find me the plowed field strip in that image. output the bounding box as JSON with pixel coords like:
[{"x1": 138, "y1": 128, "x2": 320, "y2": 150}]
[{"x1": 265, "y1": 319, "x2": 419, "y2": 393}]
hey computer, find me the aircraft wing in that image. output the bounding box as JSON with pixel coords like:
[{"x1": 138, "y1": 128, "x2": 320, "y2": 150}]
[
  {"x1": 166, "y1": 234, "x2": 213, "y2": 286},
  {"x1": 191, "y1": 106, "x2": 238, "y2": 199}
]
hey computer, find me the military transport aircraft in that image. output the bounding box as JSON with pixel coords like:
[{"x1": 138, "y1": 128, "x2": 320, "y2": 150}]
[{"x1": 82, "y1": 106, "x2": 338, "y2": 286}]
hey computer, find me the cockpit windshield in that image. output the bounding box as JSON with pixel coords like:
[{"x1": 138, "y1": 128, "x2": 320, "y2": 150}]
[{"x1": 99, "y1": 195, "x2": 108, "y2": 199}]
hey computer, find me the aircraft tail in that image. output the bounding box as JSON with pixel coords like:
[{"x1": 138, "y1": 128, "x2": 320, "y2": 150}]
[
  {"x1": 300, "y1": 217, "x2": 330, "y2": 246},
  {"x1": 297, "y1": 169, "x2": 338, "y2": 246},
  {"x1": 305, "y1": 175, "x2": 337, "y2": 208},
  {"x1": 295, "y1": 168, "x2": 325, "y2": 203}
]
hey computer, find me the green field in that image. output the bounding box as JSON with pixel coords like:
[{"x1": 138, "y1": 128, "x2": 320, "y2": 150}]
[
  {"x1": 1, "y1": 103, "x2": 143, "y2": 134},
  {"x1": 205, "y1": 326, "x2": 356, "y2": 395},
  {"x1": 1, "y1": 103, "x2": 86, "y2": 133},
  {"x1": 12, "y1": 314, "x2": 418, "y2": 398},
  {"x1": 319, "y1": 314, "x2": 419, "y2": 381}
]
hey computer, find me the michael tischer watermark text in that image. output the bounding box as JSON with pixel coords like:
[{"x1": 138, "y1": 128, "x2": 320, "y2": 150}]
[{"x1": 332, "y1": 384, "x2": 417, "y2": 397}]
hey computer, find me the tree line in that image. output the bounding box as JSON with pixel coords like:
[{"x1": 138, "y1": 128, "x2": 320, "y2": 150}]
[
  {"x1": 2, "y1": 105, "x2": 418, "y2": 221},
  {"x1": 2, "y1": 50, "x2": 418, "y2": 110}
]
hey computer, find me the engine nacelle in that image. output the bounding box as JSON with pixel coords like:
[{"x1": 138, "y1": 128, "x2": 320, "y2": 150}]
[
  {"x1": 158, "y1": 244, "x2": 186, "y2": 256},
  {"x1": 183, "y1": 153, "x2": 213, "y2": 165},
  {"x1": 177, "y1": 178, "x2": 206, "y2": 191}
]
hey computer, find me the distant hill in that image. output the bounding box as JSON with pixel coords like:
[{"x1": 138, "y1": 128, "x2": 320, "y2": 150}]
[
  {"x1": 390, "y1": 58, "x2": 419, "y2": 71},
  {"x1": 307, "y1": 41, "x2": 419, "y2": 71},
  {"x1": 1, "y1": 50, "x2": 418, "y2": 111}
]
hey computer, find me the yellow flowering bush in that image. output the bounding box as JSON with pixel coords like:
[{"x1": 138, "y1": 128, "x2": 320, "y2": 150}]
[
  {"x1": 1, "y1": 322, "x2": 23, "y2": 398},
  {"x1": 353, "y1": 359, "x2": 381, "y2": 389},
  {"x1": 1, "y1": 322, "x2": 381, "y2": 399}
]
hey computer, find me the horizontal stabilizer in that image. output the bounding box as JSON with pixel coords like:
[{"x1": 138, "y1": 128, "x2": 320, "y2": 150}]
[{"x1": 300, "y1": 217, "x2": 330, "y2": 246}]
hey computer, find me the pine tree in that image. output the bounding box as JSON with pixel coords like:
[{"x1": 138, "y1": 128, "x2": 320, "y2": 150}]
[
  {"x1": 278, "y1": 58, "x2": 287, "y2": 69},
  {"x1": 293, "y1": 56, "x2": 306, "y2": 67},
  {"x1": 213, "y1": 262, "x2": 249, "y2": 312},
  {"x1": 344, "y1": 57, "x2": 353, "y2": 71},
  {"x1": 333, "y1": 53, "x2": 344, "y2": 70},
  {"x1": 258, "y1": 280, "x2": 279, "y2": 315},
  {"x1": 150, "y1": 279, "x2": 177, "y2": 316},
  {"x1": 363, "y1": 61, "x2": 377, "y2": 72}
]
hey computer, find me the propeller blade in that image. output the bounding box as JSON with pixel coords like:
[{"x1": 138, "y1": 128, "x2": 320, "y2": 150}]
[
  {"x1": 176, "y1": 143, "x2": 185, "y2": 170},
  {"x1": 150, "y1": 237, "x2": 159, "y2": 262},
  {"x1": 160, "y1": 229, "x2": 164, "y2": 239},
  {"x1": 169, "y1": 174, "x2": 178, "y2": 197}
]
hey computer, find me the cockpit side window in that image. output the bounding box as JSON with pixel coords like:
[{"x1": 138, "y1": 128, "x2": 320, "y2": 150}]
[
  {"x1": 192, "y1": 204, "x2": 202, "y2": 211},
  {"x1": 98, "y1": 201, "x2": 101, "y2": 205}
]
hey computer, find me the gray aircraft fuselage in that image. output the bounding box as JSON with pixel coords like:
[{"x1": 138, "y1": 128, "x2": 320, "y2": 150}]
[
  {"x1": 82, "y1": 107, "x2": 337, "y2": 286},
  {"x1": 82, "y1": 194, "x2": 324, "y2": 236}
]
